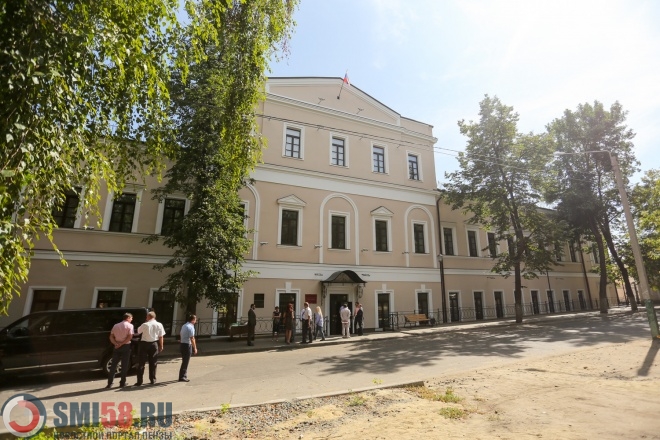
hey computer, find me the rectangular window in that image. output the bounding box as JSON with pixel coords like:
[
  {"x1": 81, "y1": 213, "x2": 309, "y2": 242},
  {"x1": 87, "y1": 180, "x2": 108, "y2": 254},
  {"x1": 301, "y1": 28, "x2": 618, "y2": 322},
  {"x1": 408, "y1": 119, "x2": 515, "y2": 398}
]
[
  {"x1": 373, "y1": 146, "x2": 385, "y2": 173},
  {"x1": 331, "y1": 137, "x2": 345, "y2": 166},
  {"x1": 375, "y1": 220, "x2": 388, "y2": 252},
  {"x1": 468, "y1": 230, "x2": 478, "y2": 257},
  {"x1": 161, "y1": 198, "x2": 186, "y2": 236},
  {"x1": 592, "y1": 244, "x2": 600, "y2": 264},
  {"x1": 30, "y1": 290, "x2": 62, "y2": 313},
  {"x1": 488, "y1": 232, "x2": 497, "y2": 258},
  {"x1": 507, "y1": 236, "x2": 516, "y2": 257},
  {"x1": 443, "y1": 227, "x2": 454, "y2": 256},
  {"x1": 109, "y1": 193, "x2": 136, "y2": 233},
  {"x1": 254, "y1": 293, "x2": 265, "y2": 308},
  {"x1": 96, "y1": 290, "x2": 123, "y2": 308},
  {"x1": 52, "y1": 188, "x2": 80, "y2": 228},
  {"x1": 285, "y1": 128, "x2": 301, "y2": 158},
  {"x1": 414, "y1": 224, "x2": 426, "y2": 253},
  {"x1": 569, "y1": 242, "x2": 577, "y2": 262},
  {"x1": 555, "y1": 243, "x2": 563, "y2": 261},
  {"x1": 408, "y1": 154, "x2": 419, "y2": 180},
  {"x1": 281, "y1": 209, "x2": 299, "y2": 246},
  {"x1": 331, "y1": 215, "x2": 346, "y2": 249}
]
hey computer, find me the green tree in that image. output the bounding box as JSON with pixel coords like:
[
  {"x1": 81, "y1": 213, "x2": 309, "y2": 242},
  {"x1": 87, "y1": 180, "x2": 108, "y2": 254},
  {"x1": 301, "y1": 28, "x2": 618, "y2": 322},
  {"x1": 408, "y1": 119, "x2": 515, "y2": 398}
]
[
  {"x1": 0, "y1": 0, "x2": 295, "y2": 316},
  {"x1": 443, "y1": 95, "x2": 563, "y2": 323},
  {"x1": 547, "y1": 101, "x2": 639, "y2": 312},
  {"x1": 629, "y1": 169, "x2": 660, "y2": 292},
  {"x1": 146, "y1": 0, "x2": 297, "y2": 319}
]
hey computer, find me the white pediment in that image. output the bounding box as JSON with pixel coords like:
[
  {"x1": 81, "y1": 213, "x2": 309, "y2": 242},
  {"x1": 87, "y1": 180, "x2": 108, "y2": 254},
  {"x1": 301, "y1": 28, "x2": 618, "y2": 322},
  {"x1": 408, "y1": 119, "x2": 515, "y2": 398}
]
[
  {"x1": 266, "y1": 77, "x2": 401, "y2": 126},
  {"x1": 277, "y1": 194, "x2": 306, "y2": 207},
  {"x1": 371, "y1": 206, "x2": 394, "y2": 217}
]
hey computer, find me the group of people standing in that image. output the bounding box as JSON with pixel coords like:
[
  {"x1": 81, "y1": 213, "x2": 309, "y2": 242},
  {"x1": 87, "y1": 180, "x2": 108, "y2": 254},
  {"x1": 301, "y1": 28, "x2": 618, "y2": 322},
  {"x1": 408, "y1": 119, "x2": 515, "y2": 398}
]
[
  {"x1": 269, "y1": 301, "x2": 364, "y2": 343},
  {"x1": 106, "y1": 311, "x2": 198, "y2": 388}
]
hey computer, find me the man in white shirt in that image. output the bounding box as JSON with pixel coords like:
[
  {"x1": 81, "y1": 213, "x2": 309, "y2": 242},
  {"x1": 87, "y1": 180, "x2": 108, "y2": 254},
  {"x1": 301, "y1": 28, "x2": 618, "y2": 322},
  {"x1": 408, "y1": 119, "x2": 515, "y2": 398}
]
[
  {"x1": 135, "y1": 311, "x2": 165, "y2": 386},
  {"x1": 300, "y1": 302, "x2": 313, "y2": 343},
  {"x1": 339, "y1": 303, "x2": 351, "y2": 338}
]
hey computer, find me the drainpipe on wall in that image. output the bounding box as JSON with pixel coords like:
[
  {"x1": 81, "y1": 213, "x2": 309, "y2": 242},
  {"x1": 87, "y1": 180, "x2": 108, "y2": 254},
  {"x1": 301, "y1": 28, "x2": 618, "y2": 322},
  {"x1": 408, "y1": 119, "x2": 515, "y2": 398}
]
[{"x1": 435, "y1": 190, "x2": 448, "y2": 324}]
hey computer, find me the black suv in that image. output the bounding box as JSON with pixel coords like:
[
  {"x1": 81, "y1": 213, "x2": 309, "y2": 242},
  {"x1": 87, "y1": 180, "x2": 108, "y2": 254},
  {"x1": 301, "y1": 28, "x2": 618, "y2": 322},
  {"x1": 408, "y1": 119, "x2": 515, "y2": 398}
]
[{"x1": 0, "y1": 307, "x2": 149, "y2": 376}]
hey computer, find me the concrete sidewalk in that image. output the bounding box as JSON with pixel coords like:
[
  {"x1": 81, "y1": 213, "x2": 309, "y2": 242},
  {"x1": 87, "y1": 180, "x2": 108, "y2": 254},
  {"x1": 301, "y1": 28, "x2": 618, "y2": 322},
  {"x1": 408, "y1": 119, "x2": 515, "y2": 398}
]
[{"x1": 159, "y1": 306, "x2": 640, "y2": 359}]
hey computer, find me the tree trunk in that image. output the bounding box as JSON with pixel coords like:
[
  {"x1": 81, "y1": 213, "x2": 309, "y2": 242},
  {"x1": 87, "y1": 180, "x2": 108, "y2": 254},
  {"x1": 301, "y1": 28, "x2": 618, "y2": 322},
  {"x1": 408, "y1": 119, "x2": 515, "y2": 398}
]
[
  {"x1": 514, "y1": 262, "x2": 524, "y2": 323},
  {"x1": 589, "y1": 219, "x2": 609, "y2": 314},
  {"x1": 599, "y1": 219, "x2": 638, "y2": 311}
]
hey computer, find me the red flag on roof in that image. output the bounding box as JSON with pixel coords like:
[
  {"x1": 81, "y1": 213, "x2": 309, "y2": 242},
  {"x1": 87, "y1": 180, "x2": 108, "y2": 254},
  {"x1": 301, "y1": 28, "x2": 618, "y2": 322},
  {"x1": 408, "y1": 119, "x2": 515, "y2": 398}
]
[{"x1": 343, "y1": 72, "x2": 350, "y2": 86}]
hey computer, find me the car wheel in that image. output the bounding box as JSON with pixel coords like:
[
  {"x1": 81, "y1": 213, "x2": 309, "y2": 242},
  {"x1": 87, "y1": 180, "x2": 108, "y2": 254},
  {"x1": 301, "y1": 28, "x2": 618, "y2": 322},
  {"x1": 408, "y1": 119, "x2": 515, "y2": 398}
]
[{"x1": 101, "y1": 355, "x2": 122, "y2": 376}]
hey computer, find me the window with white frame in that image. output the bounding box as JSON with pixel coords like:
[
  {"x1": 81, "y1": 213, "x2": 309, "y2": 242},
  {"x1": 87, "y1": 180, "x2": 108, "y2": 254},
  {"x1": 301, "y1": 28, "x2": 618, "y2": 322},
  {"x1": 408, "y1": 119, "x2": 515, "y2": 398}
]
[
  {"x1": 372, "y1": 145, "x2": 386, "y2": 173},
  {"x1": 95, "y1": 289, "x2": 124, "y2": 308},
  {"x1": 160, "y1": 198, "x2": 186, "y2": 236},
  {"x1": 284, "y1": 127, "x2": 302, "y2": 158},
  {"x1": 467, "y1": 230, "x2": 479, "y2": 257},
  {"x1": 413, "y1": 222, "x2": 426, "y2": 254},
  {"x1": 281, "y1": 209, "x2": 299, "y2": 246},
  {"x1": 30, "y1": 289, "x2": 63, "y2": 313},
  {"x1": 408, "y1": 153, "x2": 420, "y2": 180},
  {"x1": 488, "y1": 232, "x2": 497, "y2": 258},
  {"x1": 330, "y1": 214, "x2": 348, "y2": 249},
  {"x1": 331, "y1": 136, "x2": 346, "y2": 167},
  {"x1": 371, "y1": 207, "x2": 393, "y2": 252},
  {"x1": 52, "y1": 187, "x2": 81, "y2": 228},
  {"x1": 443, "y1": 227, "x2": 455, "y2": 256},
  {"x1": 569, "y1": 241, "x2": 578, "y2": 262},
  {"x1": 375, "y1": 220, "x2": 389, "y2": 252},
  {"x1": 277, "y1": 195, "x2": 305, "y2": 247},
  {"x1": 109, "y1": 193, "x2": 137, "y2": 233}
]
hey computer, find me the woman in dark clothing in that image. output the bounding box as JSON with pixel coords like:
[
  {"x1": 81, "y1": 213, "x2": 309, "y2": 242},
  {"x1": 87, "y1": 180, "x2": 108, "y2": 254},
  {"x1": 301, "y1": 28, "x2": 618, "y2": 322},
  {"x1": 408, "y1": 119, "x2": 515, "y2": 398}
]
[
  {"x1": 284, "y1": 303, "x2": 294, "y2": 344},
  {"x1": 272, "y1": 306, "x2": 281, "y2": 341}
]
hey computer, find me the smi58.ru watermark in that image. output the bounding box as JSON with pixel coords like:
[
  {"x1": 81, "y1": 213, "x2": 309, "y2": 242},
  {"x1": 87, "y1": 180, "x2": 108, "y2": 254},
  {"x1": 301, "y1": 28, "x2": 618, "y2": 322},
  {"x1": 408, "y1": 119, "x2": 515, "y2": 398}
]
[{"x1": 1, "y1": 393, "x2": 172, "y2": 438}]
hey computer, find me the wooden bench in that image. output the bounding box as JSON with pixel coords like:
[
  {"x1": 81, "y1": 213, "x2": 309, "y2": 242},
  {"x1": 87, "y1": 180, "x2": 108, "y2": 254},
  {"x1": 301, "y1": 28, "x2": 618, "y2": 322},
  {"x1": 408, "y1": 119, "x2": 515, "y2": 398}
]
[
  {"x1": 404, "y1": 314, "x2": 431, "y2": 328},
  {"x1": 229, "y1": 323, "x2": 249, "y2": 338}
]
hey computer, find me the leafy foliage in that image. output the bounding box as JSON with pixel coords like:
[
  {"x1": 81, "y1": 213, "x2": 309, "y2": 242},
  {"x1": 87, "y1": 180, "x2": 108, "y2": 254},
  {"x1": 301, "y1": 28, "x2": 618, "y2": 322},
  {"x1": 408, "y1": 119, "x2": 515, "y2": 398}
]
[
  {"x1": 443, "y1": 95, "x2": 563, "y2": 323},
  {"x1": 629, "y1": 169, "x2": 660, "y2": 292},
  {"x1": 146, "y1": 0, "x2": 297, "y2": 312},
  {"x1": 0, "y1": 0, "x2": 296, "y2": 315},
  {"x1": 546, "y1": 101, "x2": 639, "y2": 310}
]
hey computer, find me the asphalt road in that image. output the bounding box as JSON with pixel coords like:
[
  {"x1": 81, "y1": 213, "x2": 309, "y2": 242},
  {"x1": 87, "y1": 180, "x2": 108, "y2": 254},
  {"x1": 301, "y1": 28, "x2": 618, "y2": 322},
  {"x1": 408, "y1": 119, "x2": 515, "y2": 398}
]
[{"x1": 0, "y1": 310, "x2": 654, "y2": 433}]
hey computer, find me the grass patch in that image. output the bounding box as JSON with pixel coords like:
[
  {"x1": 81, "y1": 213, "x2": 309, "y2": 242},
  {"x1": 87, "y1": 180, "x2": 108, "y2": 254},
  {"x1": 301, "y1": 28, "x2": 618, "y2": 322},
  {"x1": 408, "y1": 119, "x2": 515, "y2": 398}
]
[
  {"x1": 347, "y1": 394, "x2": 367, "y2": 407},
  {"x1": 408, "y1": 386, "x2": 463, "y2": 403},
  {"x1": 439, "y1": 406, "x2": 468, "y2": 419},
  {"x1": 372, "y1": 378, "x2": 383, "y2": 385}
]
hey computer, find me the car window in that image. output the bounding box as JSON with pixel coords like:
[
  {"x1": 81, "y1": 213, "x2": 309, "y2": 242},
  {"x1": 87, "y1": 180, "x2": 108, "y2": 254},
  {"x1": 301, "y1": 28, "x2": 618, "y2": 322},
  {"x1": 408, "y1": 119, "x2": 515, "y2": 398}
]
[
  {"x1": 49, "y1": 312, "x2": 109, "y2": 335},
  {"x1": 7, "y1": 315, "x2": 53, "y2": 337}
]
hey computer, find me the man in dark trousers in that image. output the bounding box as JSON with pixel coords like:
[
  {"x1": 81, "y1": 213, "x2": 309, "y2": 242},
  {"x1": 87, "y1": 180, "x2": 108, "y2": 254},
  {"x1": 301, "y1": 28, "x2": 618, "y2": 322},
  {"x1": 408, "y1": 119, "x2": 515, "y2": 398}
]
[
  {"x1": 178, "y1": 314, "x2": 197, "y2": 382},
  {"x1": 247, "y1": 304, "x2": 256, "y2": 346},
  {"x1": 106, "y1": 313, "x2": 134, "y2": 389},
  {"x1": 134, "y1": 311, "x2": 165, "y2": 386}
]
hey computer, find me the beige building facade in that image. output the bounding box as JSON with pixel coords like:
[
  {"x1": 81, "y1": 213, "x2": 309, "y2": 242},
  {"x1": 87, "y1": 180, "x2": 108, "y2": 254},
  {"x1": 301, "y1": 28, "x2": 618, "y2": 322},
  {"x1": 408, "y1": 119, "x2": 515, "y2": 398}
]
[{"x1": 3, "y1": 77, "x2": 607, "y2": 334}]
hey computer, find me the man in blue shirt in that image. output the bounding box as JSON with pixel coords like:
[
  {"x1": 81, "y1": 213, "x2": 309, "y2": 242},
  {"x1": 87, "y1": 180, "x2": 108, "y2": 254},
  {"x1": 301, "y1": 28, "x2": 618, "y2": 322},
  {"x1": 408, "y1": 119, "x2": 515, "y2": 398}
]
[{"x1": 178, "y1": 314, "x2": 197, "y2": 382}]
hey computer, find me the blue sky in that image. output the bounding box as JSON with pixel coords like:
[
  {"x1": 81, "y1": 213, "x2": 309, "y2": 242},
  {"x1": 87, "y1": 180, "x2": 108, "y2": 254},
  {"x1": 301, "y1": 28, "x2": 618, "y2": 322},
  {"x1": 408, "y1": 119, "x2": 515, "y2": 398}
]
[{"x1": 268, "y1": 0, "x2": 660, "y2": 185}]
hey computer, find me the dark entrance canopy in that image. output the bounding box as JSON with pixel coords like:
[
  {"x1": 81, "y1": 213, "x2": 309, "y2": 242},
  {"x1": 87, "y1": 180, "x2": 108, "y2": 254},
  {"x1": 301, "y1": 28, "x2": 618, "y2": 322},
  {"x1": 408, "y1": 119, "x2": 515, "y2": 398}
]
[{"x1": 321, "y1": 270, "x2": 367, "y2": 285}]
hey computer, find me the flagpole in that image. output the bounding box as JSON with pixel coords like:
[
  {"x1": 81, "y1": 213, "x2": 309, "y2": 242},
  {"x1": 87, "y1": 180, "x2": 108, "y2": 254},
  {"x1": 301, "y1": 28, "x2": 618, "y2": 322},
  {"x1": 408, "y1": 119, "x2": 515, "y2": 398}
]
[{"x1": 337, "y1": 70, "x2": 348, "y2": 99}]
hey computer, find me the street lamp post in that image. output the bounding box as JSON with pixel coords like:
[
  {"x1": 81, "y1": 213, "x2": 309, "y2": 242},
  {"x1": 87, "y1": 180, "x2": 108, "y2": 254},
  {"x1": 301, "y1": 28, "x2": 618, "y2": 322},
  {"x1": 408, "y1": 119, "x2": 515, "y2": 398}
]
[
  {"x1": 438, "y1": 254, "x2": 448, "y2": 324},
  {"x1": 554, "y1": 150, "x2": 654, "y2": 303}
]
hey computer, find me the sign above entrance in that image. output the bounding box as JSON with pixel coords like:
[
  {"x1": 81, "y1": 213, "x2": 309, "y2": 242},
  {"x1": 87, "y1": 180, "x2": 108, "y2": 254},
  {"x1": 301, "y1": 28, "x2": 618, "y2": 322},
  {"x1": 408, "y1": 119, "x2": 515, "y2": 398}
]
[{"x1": 305, "y1": 294, "x2": 317, "y2": 304}]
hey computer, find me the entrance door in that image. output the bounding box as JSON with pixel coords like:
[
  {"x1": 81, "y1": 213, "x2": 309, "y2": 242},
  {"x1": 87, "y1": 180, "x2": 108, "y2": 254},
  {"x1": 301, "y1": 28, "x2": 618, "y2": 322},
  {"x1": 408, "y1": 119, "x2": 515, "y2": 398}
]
[
  {"x1": 547, "y1": 290, "x2": 555, "y2": 313},
  {"x1": 377, "y1": 293, "x2": 390, "y2": 330},
  {"x1": 330, "y1": 294, "x2": 349, "y2": 335},
  {"x1": 563, "y1": 290, "x2": 571, "y2": 311},
  {"x1": 531, "y1": 291, "x2": 540, "y2": 315},
  {"x1": 494, "y1": 291, "x2": 504, "y2": 318},
  {"x1": 578, "y1": 290, "x2": 586, "y2": 310},
  {"x1": 449, "y1": 292, "x2": 460, "y2": 322},
  {"x1": 417, "y1": 292, "x2": 429, "y2": 317},
  {"x1": 152, "y1": 291, "x2": 175, "y2": 335},
  {"x1": 474, "y1": 292, "x2": 484, "y2": 320}
]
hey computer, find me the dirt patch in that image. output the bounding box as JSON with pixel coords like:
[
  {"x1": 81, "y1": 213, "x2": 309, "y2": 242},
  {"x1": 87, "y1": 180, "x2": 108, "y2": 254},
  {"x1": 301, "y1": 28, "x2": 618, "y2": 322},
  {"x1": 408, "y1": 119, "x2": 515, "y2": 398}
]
[{"x1": 108, "y1": 338, "x2": 660, "y2": 439}]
